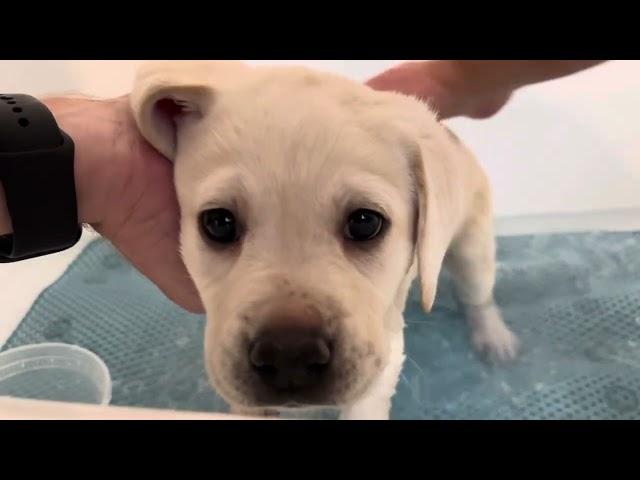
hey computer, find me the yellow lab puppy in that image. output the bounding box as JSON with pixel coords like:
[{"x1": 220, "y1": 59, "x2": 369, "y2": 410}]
[{"x1": 130, "y1": 61, "x2": 518, "y2": 419}]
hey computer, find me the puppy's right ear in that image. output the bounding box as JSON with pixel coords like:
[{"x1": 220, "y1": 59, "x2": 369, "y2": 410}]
[{"x1": 130, "y1": 61, "x2": 248, "y2": 160}]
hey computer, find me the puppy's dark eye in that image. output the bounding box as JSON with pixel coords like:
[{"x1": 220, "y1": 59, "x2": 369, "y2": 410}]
[
  {"x1": 200, "y1": 208, "x2": 239, "y2": 244},
  {"x1": 344, "y1": 209, "x2": 384, "y2": 241}
]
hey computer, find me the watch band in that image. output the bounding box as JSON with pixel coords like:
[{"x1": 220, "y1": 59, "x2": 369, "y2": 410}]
[{"x1": 0, "y1": 94, "x2": 82, "y2": 262}]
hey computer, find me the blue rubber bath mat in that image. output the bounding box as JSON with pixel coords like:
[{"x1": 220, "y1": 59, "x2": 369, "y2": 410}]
[{"x1": 3, "y1": 231, "x2": 640, "y2": 419}]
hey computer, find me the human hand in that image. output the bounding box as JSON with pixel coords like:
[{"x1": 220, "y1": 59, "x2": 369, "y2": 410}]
[
  {"x1": 43, "y1": 95, "x2": 203, "y2": 313},
  {"x1": 366, "y1": 60, "x2": 513, "y2": 120}
]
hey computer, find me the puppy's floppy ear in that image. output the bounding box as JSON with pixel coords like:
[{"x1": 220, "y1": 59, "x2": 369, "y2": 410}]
[
  {"x1": 383, "y1": 96, "x2": 464, "y2": 313},
  {"x1": 409, "y1": 135, "x2": 457, "y2": 313},
  {"x1": 130, "y1": 60, "x2": 248, "y2": 160}
]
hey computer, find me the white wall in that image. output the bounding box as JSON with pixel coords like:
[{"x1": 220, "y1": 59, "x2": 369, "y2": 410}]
[{"x1": 2, "y1": 60, "x2": 639, "y2": 221}]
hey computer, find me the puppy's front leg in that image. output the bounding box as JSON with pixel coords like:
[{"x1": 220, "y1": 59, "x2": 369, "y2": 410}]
[
  {"x1": 445, "y1": 201, "x2": 519, "y2": 363},
  {"x1": 339, "y1": 327, "x2": 405, "y2": 420}
]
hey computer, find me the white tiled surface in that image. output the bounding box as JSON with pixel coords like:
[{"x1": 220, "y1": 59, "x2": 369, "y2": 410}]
[{"x1": 495, "y1": 208, "x2": 640, "y2": 237}]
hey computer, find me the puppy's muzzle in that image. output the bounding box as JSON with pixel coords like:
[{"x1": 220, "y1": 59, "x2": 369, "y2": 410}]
[{"x1": 241, "y1": 297, "x2": 341, "y2": 405}]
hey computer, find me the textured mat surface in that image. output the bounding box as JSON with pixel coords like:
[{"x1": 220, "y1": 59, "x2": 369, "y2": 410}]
[{"x1": 3, "y1": 231, "x2": 640, "y2": 419}]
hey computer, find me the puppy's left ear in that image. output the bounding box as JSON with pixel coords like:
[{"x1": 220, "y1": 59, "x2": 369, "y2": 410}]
[
  {"x1": 380, "y1": 95, "x2": 465, "y2": 313},
  {"x1": 130, "y1": 60, "x2": 249, "y2": 160},
  {"x1": 409, "y1": 132, "x2": 456, "y2": 313}
]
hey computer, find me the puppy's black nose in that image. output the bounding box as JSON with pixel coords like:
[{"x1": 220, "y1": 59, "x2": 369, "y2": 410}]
[{"x1": 249, "y1": 328, "x2": 331, "y2": 391}]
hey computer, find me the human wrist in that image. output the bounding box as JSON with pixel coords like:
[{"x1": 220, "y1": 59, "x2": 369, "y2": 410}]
[
  {"x1": 43, "y1": 96, "x2": 127, "y2": 228},
  {"x1": 0, "y1": 96, "x2": 121, "y2": 235}
]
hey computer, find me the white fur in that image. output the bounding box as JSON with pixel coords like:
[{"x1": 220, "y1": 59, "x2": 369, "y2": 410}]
[{"x1": 340, "y1": 322, "x2": 405, "y2": 420}]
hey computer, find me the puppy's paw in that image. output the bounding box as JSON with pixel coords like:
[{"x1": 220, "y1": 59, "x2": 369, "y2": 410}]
[
  {"x1": 466, "y1": 303, "x2": 519, "y2": 363},
  {"x1": 471, "y1": 321, "x2": 519, "y2": 363}
]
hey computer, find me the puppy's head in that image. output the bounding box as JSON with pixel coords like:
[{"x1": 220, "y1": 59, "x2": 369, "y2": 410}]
[{"x1": 131, "y1": 61, "x2": 455, "y2": 409}]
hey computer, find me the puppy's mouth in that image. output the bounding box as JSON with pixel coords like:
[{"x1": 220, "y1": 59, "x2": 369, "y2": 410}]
[{"x1": 245, "y1": 364, "x2": 338, "y2": 408}]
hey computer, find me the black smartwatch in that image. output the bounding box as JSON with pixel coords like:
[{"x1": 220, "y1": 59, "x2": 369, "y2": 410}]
[{"x1": 0, "y1": 94, "x2": 82, "y2": 262}]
